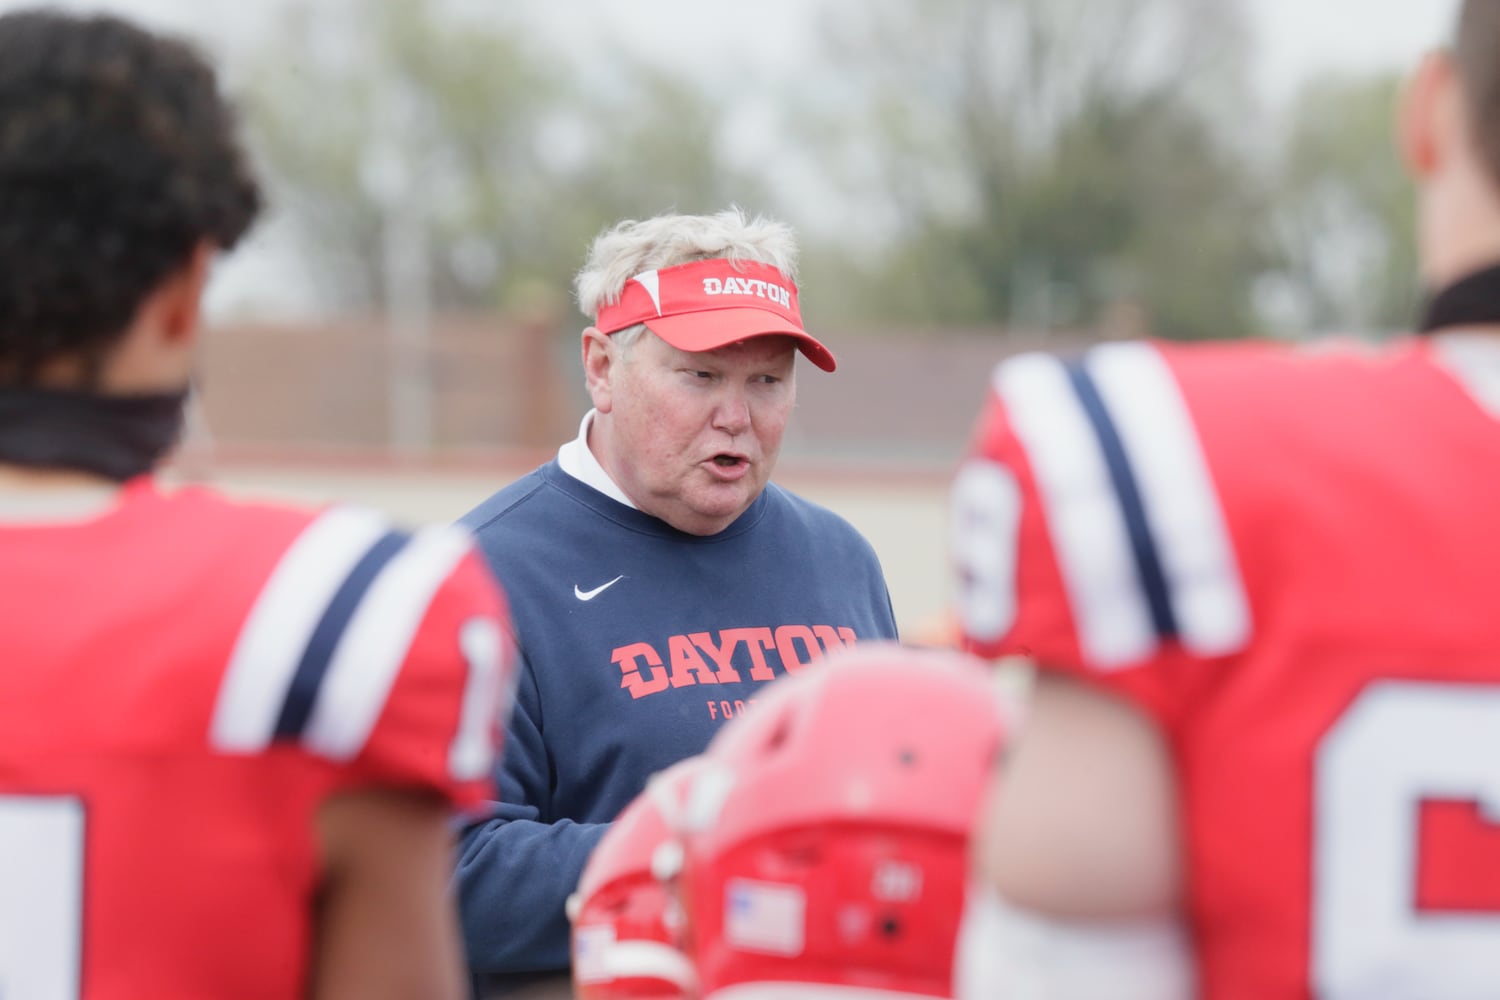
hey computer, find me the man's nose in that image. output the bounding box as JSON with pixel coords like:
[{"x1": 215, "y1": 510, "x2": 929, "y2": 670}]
[{"x1": 712, "y1": 388, "x2": 751, "y2": 434}]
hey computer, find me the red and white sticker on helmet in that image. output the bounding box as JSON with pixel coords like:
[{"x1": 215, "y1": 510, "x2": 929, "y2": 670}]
[
  {"x1": 725, "y1": 878, "x2": 806, "y2": 956},
  {"x1": 871, "y1": 859, "x2": 924, "y2": 903}
]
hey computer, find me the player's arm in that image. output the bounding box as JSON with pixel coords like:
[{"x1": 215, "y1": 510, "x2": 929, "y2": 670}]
[
  {"x1": 977, "y1": 671, "x2": 1180, "y2": 914},
  {"x1": 956, "y1": 671, "x2": 1193, "y2": 1000},
  {"x1": 311, "y1": 788, "x2": 468, "y2": 1000},
  {"x1": 300, "y1": 528, "x2": 514, "y2": 993},
  {"x1": 951, "y1": 347, "x2": 1246, "y2": 997}
]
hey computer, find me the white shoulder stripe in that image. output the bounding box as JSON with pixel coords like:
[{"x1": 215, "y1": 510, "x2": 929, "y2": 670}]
[
  {"x1": 995, "y1": 353, "x2": 1157, "y2": 667},
  {"x1": 1431, "y1": 332, "x2": 1500, "y2": 421},
  {"x1": 302, "y1": 524, "x2": 476, "y2": 761},
  {"x1": 1085, "y1": 343, "x2": 1250, "y2": 658},
  {"x1": 210, "y1": 507, "x2": 390, "y2": 753}
]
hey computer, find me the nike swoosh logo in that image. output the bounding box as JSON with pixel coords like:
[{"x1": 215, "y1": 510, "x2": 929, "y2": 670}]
[{"x1": 574, "y1": 575, "x2": 625, "y2": 601}]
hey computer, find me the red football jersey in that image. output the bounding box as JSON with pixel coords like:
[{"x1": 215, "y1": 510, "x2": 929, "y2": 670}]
[
  {"x1": 952, "y1": 336, "x2": 1500, "y2": 999},
  {"x1": 0, "y1": 478, "x2": 512, "y2": 1000}
]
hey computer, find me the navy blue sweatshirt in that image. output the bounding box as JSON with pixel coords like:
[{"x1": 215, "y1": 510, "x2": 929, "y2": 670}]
[{"x1": 455, "y1": 460, "x2": 897, "y2": 992}]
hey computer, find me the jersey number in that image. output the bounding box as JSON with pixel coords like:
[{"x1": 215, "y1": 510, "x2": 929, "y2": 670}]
[
  {"x1": 950, "y1": 460, "x2": 1023, "y2": 643},
  {"x1": 1314, "y1": 681, "x2": 1500, "y2": 998},
  {"x1": 0, "y1": 795, "x2": 84, "y2": 1000}
]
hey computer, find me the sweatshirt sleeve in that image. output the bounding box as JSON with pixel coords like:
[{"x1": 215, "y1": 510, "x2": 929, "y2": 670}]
[{"x1": 452, "y1": 647, "x2": 610, "y2": 974}]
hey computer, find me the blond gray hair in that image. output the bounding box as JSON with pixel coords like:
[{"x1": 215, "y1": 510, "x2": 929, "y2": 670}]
[{"x1": 574, "y1": 207, "x2": 800, "y2": 324}]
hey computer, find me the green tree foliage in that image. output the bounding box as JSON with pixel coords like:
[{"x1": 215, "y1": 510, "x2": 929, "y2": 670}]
[
  {"x1": 1260, "y1": 73, "x2": 1418, "y2": 337},
  {"x1": 794, "y1": 0, "x2": 1268, "y2": 340},
  {"x1": 242, "y1": 0, "x2": 761, "y2": 315},
  {"x1": 241, "y1": 0, "x2": 1421, "y2": 345},
  {"x1": 244, "y1": 1, "x2": 545, "y2": 308}
]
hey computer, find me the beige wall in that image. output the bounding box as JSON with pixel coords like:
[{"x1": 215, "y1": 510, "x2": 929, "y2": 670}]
[{"x1": 197, "y1": 459, "x2": 954, "y2": 637}]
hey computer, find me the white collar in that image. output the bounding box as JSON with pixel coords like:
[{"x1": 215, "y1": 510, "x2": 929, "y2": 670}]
[
  {"x1": 556, "y1": 410, "x2": 638, "y2": 509},
  {"x1": 1431, "y1": 331, "x2": 1500, "y2": 421}
]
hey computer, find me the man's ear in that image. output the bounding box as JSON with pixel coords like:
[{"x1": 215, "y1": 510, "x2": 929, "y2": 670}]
[
  {"x1": 99, "y1": 241, "x2": 216, "y2": 392},
  {"x1": 1401, "y1": 50, "x2": 1458, "y2": 180},
  {"x1": 581, "y1": 327, "x2": 615, "y2": 413},
  {"x1": 144, "y1": 240, "x2": 216, "y2": 347}
]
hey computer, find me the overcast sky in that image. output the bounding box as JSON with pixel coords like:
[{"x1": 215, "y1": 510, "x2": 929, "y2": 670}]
[
  {"x1": 2, "y1": 0, "x2": 1459, "y2": 101},
  {"x1": 1253, "y1": 0, "x2": 1457, "y2": 103},
  {"x1": 0, "y1": 0, "x2": 1463, "y2": 318}
]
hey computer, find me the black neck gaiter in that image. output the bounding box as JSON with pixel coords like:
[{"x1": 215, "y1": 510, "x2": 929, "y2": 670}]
[
  {"x1": 1419, "y1": 261, "x2": 1500, "y2": 334},
  {"x1": 0, "y1": 385, "x2": 189, "y2": 482}
]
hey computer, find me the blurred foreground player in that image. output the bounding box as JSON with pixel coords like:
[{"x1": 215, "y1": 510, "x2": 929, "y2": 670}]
[
  {"x1": 567, "y1": 757, "x2": 706, "y2": 1000},
  {"x1": 669, "y1": 645, "x2": 1009, "y2": 999},
  {"x1": 0, "y1": 11, "x2": 510, "y2": 1000},
  {"x1": 950, "y1": 2, "x2": 1500, "y2": 997}
]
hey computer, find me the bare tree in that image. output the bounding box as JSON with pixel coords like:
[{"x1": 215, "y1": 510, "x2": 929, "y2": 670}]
[
  {"x1": 794, "y1": 0, "x2": 1266, "y2": 339},
  {"x1": 242, "y1": 0, "x2": 763, "y2": 314},
  {"x1": 1261, "y1": 73, "x2": 1417, "y2": 337}
]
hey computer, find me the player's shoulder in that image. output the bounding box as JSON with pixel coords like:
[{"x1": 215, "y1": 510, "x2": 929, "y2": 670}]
[
  {"x1": 201, "y1": 490, "x2": 504, "y2": 768},
  {"x1": 973, "y1": 335, "x2": 1404, "y2": 465},
  {"x1": 131, "y1": 479, "x2": 326, "y2": 547},
  {"x1": 982, "y1": 337, "x2": 1262, "y2": 422},
  {"x1": 161, "y1": 483, "x2": 488, "y2": 593},
  {"x1": 1159, "y1": 334, "x2": 1427, "y2": 403},
  {"x1": 959, "y1": 339, "x2": 1254, "y2": 670},
  {"x1": 972, "y1": 339, "x2": 1216, "y2": 491},
  {"x1": 955, "y1": 335, "x2": 1435, "y2": 679}
]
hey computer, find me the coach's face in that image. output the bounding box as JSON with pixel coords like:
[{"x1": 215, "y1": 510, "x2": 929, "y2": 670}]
[{"x1": 584, "y1": 327, "x2": 797, "y2": 536}]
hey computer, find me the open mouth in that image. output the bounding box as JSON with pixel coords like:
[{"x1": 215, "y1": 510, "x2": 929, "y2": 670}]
[{"x1": 712, "y1": 454, "x2": 744, "y2": 468}]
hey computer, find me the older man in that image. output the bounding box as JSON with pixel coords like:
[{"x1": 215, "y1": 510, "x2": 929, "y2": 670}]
[{"x1": 457, "y1": 208, "x2": 898, "y2": 993}]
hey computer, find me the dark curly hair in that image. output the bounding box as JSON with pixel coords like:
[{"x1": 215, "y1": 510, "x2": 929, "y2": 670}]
[
  {"x1": 0, "y1": 10, "x2": 261, "y2": 386},
  {"x1": 1458, "y1": 1, "x2": 1500, "y2": 194}
]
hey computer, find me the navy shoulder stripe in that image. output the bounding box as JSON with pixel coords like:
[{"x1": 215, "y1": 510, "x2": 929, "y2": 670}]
[
  {"x1": 1062, "y1": 358, "x2": 1180, "y2": 642},
  {"x1": 273, "y1": 529, "x2": 409, "y2": 740},
  {"x1": 988, "y1": 345, "x2": 1250, "y2": 669},
  {"x1": 211, "y1": 510, "x2": 478, "y2": 762}
]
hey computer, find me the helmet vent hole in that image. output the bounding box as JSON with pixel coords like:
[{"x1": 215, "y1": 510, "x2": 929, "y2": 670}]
[{"x1": 763, "y1": 715, "x2": 793, "y2": 754}]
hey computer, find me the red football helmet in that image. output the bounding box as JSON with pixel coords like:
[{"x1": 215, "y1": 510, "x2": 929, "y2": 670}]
[
  {"x1": 570, "y1": 757, "x2": 705, "y2": 1000},
  {"x1": 670, "y1": 643, "x2": 1012, "y2": 999}
]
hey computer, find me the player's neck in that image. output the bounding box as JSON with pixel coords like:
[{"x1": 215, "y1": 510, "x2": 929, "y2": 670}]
[{"x1": 1418, "y1": 167, "x2": 1500, "y2": 292}]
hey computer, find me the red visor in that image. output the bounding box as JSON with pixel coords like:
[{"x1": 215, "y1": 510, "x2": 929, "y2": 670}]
[{"x1": 594, "y1": 258, "x2": 836, "y2": 372}]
